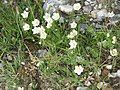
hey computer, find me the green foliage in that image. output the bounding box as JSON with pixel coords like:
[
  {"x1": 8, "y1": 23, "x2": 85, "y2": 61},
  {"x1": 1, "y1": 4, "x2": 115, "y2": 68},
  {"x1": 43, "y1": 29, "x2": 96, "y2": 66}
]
[{"x1": 0, "y1": 0, "x2": 120, "y2": 90}]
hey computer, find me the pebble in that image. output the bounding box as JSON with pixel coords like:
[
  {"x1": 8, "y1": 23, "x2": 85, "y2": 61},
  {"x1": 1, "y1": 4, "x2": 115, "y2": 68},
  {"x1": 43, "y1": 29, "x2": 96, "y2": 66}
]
[{"x1": 36, "y1": 50, "x2": 47, "y2": 58}]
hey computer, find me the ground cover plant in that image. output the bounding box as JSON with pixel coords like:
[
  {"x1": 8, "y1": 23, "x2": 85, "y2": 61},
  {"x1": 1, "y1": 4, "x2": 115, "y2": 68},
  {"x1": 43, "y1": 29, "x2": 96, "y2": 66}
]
[{"x1": 0, "y1": 0, "x2": 120, "y2": 90}]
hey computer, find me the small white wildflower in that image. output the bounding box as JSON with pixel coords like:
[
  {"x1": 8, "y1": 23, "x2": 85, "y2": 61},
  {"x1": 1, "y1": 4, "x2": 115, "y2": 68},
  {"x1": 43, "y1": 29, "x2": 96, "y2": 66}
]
[
  {"x1": 23, "y1": 23, "x2": 30, "y2": 31},
  {"x1": 25, "y1": 8, "x2": 29, "y2": 11},
  {"x1": 67, "y1": 29, "x2": 77, "y2": 39},
  {"x1": 47, "y1": 17, "x2": 53, "y2": 24},
  {"x1": 69, "y1": 40, "x2": 77, "y2": 49},
  {"x1": 46, "y1": 23, "x2": 52, "y2": 28},
  {"x1": 3, "y1": 0, "x2": 8, "y2": 4},
  {"x1": 73, "y1": 3, "x2": 81, "y2": 11},
  {"x1": 59, "y1": 17, "x2": 64, "y2": 23},
  {"x1": 107, "y1": 11, "x2": 115, "y2": 18},
  {"x1": 32, "y1": 27, "x2": 41, "y2": 34},
  {"x1": 52, "y1": 12, "x2": 60, "y2": 20},
  {"x1": 18, "y1": 87, "x2": 24, "y2": 90},
  {"x1": 70, "y1": 21, "x2": 77, "y2": 28},
  {"x1": 40, "y1": 31, "x2": 47, "y2": 39},
  {"x1": 74, "y1": 65, "x2": 84, "y2": 75},
  {"x1": 40, "y1": 26, "x2": 45, "y2": 32},
  {"x1": 107, "y1": 33, "x2": 110, "y2": 37},
  {"x1": 106, "y1": 65, "x2": 112, "y2": 69},
  {"x1": 84, "y1": 1, "x2": 89, "y2": 5},
  {"x1": 98, "y1": 3, "x2": 102, "y2": 9},
  {"x1": 112, "y1": 36, "x2": 117, "y2": 44},
  {"x1": 110, "y1": 49, "x2": 118, "y2": 56},
  {"x1": 43, "y1": 13, "x2": 51, "y2": 22},
  {"x1": 32, "y1": 19, "x2": 40, "y2": 27},
  {"x1": 38, "y1": 26, "x2": 47, "y2": 39},
  {"x1": 43, "y1": 13, "x2": 53, "y2": 24},
  {"x1": 39, "y1": 42, "x2": 41, "y2": 45},
  {"x1": 21, "y1": 10, "x2": 29, "y2": 18}
]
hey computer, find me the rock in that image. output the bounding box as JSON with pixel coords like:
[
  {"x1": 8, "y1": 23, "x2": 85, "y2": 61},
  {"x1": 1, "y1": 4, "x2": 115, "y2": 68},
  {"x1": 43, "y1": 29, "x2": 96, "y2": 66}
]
[
  {"x1": 59, "y1": 4, "x2": 73, "y2": 14},
  {"x1": 96, "y1": 9, "x2": 107, "y2": 20},
  {"x1": 80, "y1": 24, "x2": 88, "y2": 33},
  {"x1": 76, "y1": 86, "x2": 88, "y2": 90},
  {"x1": 95, "y1": 23, "x2": 102, "y2": 29},
  {"x1": 0, "y1": 63, "x2": 3, "y2": 68},
  {"x1": 2, "y1": 54, "x2": 13, "y2": 61},
  {"x1": 83, "y1": 5, "x2": 92, "y2": 14},
  {"x1": 43, "y1": 0, "x2": 69, "y2": 14},
  {"x1": 36, "y1": 50, "x2": 47, "y2": 58}
]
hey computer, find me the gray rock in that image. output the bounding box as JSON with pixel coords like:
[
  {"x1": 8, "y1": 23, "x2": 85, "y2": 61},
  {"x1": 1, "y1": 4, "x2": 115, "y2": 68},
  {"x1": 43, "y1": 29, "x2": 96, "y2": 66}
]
[
  {"x1": 80, "y1": 24, "x2": 88, "y2": 33},
  {"x1": 36, "y1": 50, "x2": 47, "y2": 58},
  {"x1": 0, "y1": 63, "x2": 3, "y2": 68},
  {"x1": 43, "y1": 0, "x2": 69, "y2": 14},
  {"x1": 83, "y1": 5, "x2": 92, "y2": 14},
  {"x1": 76, "y1": 86, "x2": 88, "y2": 90},
  {"x1": 95, "y1": 23, "x2": 102, "y2": 29}
]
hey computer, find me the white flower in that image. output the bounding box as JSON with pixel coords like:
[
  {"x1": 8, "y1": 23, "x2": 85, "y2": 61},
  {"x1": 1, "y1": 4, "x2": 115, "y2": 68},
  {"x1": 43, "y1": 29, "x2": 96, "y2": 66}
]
[
  {"x1": 74, "y1": 65, "x2": 84, "y2": 75},
  {"x1": 32, "y1": 27, "x2": 41, "y2": 34},
  {"x1": 73, "y1": 3, "x2": 81, "y2": 11},
  {"x1": 107, "y1": 33, "x2": 110, "y2": 37},
  {"x1": 32, "y1": 19, "x2": 40, "y2": 27},
  {"x1": 43, "y1": 13, "x2": 53, "y2": 25},
  {"x1": 112, "y1": 36, "x2": 117, "y2": 44},
  {"x1": 46, "y1": 23, "x2": 52, "y2": 28},
  {"x1": 52, "y1": 12, "x2": 60, "y2": 20},
  {"x1": 43, "y1": 13, "x2": 50, "y2": 18},
  {"x1": 67, "y1": 29, "x2": 77, "y2": 39},
  {"x1": 40, "y1": 26, "x2": 45, "y2": 32},
  {"x1": 25, "y1": 8, "x2": 29, "y2": 11},
  {"x1": 69, "y1": 40, "x2": 77, "y2": 49},
  {"x1": 70, "y1": 21, "x2": 77, "y2": 28},
  {"x1": 43, "y1": 13, "x2": 51, "y2": 22},
  {"x1": 40, "y1": 31, "x2": 47, "y2": 39},
  {"x1": 98, "y1": 3, "x2": 102, "y2": 9},
  {"x1": 39, "y1": 26, "x2": 47, "y2": 39},
  {"x1": 21, "y1": 10, "x2": 29, "y2": 18},
  {"x1": 106, "y1": 65, "x2": 112, "y2": 69},
  {"x1": 23, "y1": 23, "x2": 30, "y2": 31},
  {"x1": 107, "y1": 11, "x2": 115, "y2": 18},
  {"x1": 32, "y1": 26, "x2": 47, "y2": 39},
  {"x1": 110, "y1": 49, "x2": 118, "y2": 56},
  {"x1": 47, "y1": 17, "x2": 53, "y2": 24},
  {"x1": 18, "y1": 87, "x2": 24, "y2": 90},
  {"x1": 39, "y1": 42, "x2": 41, "y2": 45},
  {"x1": 84, "y1": 1, "x2": 89, "y2": 5}
]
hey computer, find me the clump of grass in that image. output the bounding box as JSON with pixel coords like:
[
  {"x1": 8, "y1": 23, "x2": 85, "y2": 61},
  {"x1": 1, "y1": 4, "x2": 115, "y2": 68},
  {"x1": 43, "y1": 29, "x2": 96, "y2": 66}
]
[{"x1": 0, "y1": 0, "x2": 120, "y2": 90}]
